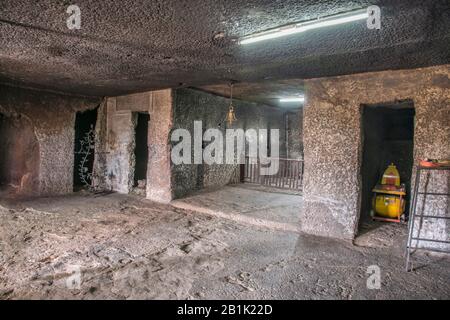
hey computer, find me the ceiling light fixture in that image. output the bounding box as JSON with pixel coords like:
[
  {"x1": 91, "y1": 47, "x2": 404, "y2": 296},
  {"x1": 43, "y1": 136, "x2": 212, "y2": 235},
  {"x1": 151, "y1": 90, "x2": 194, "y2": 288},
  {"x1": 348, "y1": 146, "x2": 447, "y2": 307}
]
[
  {"x1": 280, "y1": 96, "x2": 305, "y2": 103},
  {"x1": 240, "y1": 8, "x2": 368, "y2": 45}
]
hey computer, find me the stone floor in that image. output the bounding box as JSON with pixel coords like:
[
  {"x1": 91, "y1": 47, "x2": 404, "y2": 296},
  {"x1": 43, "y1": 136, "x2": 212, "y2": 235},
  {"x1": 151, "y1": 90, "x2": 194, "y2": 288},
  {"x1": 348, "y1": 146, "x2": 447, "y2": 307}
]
[
  {"x1": 0, "y1": 188, "x2": 449, "y2": 300},
  {"x1": 172, "y1": 184, "x2": 302, "y2": 232}
]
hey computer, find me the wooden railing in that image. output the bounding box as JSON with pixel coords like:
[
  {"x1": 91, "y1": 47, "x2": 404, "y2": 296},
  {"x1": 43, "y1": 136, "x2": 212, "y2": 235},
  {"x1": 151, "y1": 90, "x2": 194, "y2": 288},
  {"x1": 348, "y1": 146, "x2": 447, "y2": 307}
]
[{"x1": 232, "y1": 157, "x2": 304, "y2": 191}]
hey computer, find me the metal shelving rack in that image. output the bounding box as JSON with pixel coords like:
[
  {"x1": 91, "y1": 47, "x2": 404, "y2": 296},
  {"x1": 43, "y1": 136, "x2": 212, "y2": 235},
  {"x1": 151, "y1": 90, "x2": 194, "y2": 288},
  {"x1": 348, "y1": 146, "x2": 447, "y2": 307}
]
[{"x1": 405, "y1": 165, "x2": 450, "y2": 271}]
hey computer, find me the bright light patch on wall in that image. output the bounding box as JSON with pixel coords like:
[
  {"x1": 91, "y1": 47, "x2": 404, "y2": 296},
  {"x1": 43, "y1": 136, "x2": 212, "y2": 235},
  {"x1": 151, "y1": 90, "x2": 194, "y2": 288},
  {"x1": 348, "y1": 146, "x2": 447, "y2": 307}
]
[
  {"x1": 240, "y1": 9, "x2": 368, "y2": 45},
  {"x1": 280, "y1": 96, "x2": 305, "y2": 103}
]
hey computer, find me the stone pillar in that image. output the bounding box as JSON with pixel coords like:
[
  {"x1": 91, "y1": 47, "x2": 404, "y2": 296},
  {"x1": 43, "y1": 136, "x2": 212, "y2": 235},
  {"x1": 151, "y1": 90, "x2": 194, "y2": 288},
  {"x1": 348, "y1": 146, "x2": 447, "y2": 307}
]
[
  {"x1": 300, "y1": 65, "x2": 450, "y2": 244},
  {"x1": 410, "y1": 98, "x2": 450, "y2": 251},
  {"x1": 147, "y1": 89, "x2": 174, "y2": 203},
  {"x1": 301, "y1": 83, "x2": 361, "y2": 240},
  {"x1": 97, "y1": 97, "x2": 136, "y2": 194}
]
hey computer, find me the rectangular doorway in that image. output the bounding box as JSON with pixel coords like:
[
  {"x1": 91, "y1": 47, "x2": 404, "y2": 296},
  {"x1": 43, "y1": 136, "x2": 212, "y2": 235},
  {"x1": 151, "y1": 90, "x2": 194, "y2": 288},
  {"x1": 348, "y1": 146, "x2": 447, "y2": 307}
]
[
  {"x1": 133, "y1": 112, "x2": 150, "y2": 191},
  {"x1": 73, "y1": 108, "x2": 98, "y2": 191},
  {"x1": 359, "y1": 100, "x2": 415, "y2": 229}
]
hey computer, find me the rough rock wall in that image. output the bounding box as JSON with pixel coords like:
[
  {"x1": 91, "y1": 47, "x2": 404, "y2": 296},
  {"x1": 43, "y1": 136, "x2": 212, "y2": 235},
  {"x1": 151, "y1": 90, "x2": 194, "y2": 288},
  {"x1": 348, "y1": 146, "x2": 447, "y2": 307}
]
[
  {"x1": 92, "y1": 100, "x2": 108, "y2": 189},
  {"x1": 0, "y1": 114, "x2": 39, "y2": 193},
  {"x1": 94, "y1": 88, "x2": 291, "y2": 201},
  {"x1": 94, "y1": 97, "x2": 137, "y2": 194},
  {"x1": 302, "y1": 65, "x2": 450, "y2": 244},
  {"x1": 0, "y1": 85, "x2": 100, "y2": 196},
  {"x1": 93, "y1": 90, "x2": 174, "y2": 203},
  {"x1": 172, "y1": 88, "x2": 286, "y2": 199},
  {"x1": 286, "y1": 109, "x2": 303, "y2": 159}
]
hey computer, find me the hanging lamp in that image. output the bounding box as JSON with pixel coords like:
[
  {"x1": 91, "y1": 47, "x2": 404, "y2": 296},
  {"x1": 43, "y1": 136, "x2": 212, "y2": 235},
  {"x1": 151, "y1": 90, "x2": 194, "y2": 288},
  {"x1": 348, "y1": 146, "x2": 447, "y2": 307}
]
[{"x1": 226, "y1": 83, "x2": 237, "y2": 126}]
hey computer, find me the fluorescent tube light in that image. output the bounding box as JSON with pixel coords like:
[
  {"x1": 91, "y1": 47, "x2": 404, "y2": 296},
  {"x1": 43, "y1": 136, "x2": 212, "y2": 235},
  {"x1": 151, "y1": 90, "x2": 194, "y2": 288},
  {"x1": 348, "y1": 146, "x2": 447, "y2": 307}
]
[
  {"x1": 240, "y1": 9, "x2": 368, "y2": 45},
  {"x1": 280, "y1": 97, "x2": 305, "y2": 103}
]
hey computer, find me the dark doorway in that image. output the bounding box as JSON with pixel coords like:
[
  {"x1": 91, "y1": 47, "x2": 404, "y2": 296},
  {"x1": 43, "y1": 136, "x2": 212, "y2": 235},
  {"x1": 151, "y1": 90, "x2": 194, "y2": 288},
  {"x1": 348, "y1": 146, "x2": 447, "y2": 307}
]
[
  {"x1": 133, "y1": 112, "x2": 150, "y2": 188},
  {"x1": 74, "y1": 108, "x2": 98, "y2": 190},
  {"x1": 359, "y1": 101, "x2": 415, "y2": 229}
]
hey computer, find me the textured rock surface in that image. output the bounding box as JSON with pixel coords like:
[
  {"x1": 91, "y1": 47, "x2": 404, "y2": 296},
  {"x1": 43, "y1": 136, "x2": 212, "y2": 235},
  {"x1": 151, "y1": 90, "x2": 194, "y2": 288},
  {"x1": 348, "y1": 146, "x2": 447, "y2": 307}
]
[
  {"x1": 286, "y1": 109, "x2": 303, "y2": 159},
  {"x1": 302, "y1": 65, "x2": 450, "y2": 243},
  {"x1": 0, "y1": 85, "x2": 100, "y2": 196},
  {"x1": 1, "y1": 1, "x2": 449, "y2": 96},
  {"x1": 172, "y1": 184, "x2": 302, "y2": 230},
  {"x1": 93, "y1": 90, "x2": 174, "y2": 202},
  {"x1": 146, "y1": 90, "x2": 174, "y2": 203},
  {"x1": 0, "y1": 114, "x2": 39, "y2": 194},
  {"x1": 0, "y1": 192, "x2": 449, "y2": 299},
  {"x1": 172, "y1": 88, "x2": 286, "y2": 199},
  {"x1": 94, "y1": 88, "x2": 293, "y2": 201},
  {"x1": 94, "y1": 97, "x2": 136, "y2": 194}
]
